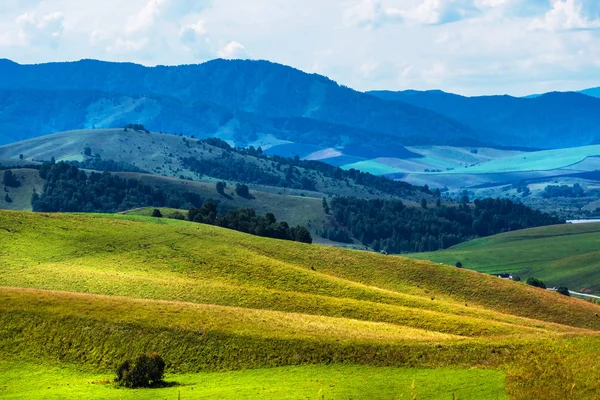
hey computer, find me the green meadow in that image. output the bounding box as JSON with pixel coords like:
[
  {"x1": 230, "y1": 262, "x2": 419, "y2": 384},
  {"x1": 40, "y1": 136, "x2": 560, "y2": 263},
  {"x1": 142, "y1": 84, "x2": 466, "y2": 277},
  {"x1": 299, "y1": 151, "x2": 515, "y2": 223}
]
[
  {"x1": 409, "y1": 222, "x2": 600, "y2": 293},
  {"x1": 0, "y1": 362, "x2": 508, "y2": 400}
]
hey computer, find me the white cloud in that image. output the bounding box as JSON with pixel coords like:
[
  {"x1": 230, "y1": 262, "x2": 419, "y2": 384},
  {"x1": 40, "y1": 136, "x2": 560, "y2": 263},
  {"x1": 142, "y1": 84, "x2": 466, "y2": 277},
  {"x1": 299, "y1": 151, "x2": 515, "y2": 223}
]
[
  {"x1": 179, "y1": 19, "x2": 207, "y2": 43},
  {"x1": 217, "y1": 41, "x2": 250, "y2": 59},
  {"x1": 530, "y1": 0, "x2": 600, "y2": 31},
  {"x1": 0, "y1": 0, "x2": 599, "y2": 96},
  {"x1": 344, "y1": 0, "x2": 403, "y2": 28},
  {"x1": 15, "y1": 11, "x2": 64, "y2": 48},
  {"x1": 345, "y1": 0, "x2": 485, "y2": 28},
  {"x1": 405, "y1": 0, "x2": 481, "y2": 25}
]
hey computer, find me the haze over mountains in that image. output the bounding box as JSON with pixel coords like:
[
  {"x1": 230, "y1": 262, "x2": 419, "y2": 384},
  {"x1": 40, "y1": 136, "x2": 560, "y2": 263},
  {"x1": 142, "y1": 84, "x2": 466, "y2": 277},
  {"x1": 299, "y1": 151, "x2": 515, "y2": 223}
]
[
  {"x1": 2, "y1": 58, "x2": 600, "y2": 154},
  {"x1": 369, "y1": 90, "x2": 600, "y2": 149}
]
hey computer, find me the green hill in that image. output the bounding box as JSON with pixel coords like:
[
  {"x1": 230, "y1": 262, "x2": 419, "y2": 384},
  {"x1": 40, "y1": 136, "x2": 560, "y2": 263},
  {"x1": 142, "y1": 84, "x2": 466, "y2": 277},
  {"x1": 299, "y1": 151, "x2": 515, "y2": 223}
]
[
  {"x1": 408, "y1": 223, "x2": 600, "y2": 294},
  {"x1": 3, "y1": 210, "x2": 600, "y2": 398}
]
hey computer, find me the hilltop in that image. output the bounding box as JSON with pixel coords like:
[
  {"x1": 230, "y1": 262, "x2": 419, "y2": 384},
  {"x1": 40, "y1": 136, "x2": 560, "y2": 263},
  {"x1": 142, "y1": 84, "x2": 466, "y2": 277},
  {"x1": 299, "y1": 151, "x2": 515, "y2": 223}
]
[
  {"x1": 0, "y1": 128, "x2": 425, "y2": 201},
  {"x1": 408, "y1": 222, "x2": 600, "y2": 294},
  {"x1": 0, "y1": 59, "x2": 482, "y2": 148},
  {"x1": 2, "y1": 210, "x2": 600, "y2": 398},
  {"x1": 369, "y1": 90, "x2": 600, "y2": 149}
]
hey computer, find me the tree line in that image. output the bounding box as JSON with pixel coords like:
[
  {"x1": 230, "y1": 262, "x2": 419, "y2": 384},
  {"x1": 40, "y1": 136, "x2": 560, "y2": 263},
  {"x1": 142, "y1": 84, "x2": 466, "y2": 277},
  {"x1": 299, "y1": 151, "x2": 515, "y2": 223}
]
[
  {"x1": 330, "y1": 197, "x2": 563, "y2": 253},
  {"x1": 31, "y1": 162, "x2": 311, "y2": 244},
  {"x1": 187, "y1": 203, "x2": 312, "y2": 244},
  {"x1": 32, "y1": 162, "x2": 206, "y2": 213}
]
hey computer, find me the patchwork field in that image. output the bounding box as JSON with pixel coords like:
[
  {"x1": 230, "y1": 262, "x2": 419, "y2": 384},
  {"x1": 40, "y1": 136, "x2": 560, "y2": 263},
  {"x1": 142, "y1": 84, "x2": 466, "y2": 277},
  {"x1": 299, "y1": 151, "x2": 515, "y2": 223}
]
[
  {"x1": 408, "y1": 222, "x2": 600, "y2": 294},
  {"x1": 2, "y1": 210, "x2": 600, "y2": 398}
]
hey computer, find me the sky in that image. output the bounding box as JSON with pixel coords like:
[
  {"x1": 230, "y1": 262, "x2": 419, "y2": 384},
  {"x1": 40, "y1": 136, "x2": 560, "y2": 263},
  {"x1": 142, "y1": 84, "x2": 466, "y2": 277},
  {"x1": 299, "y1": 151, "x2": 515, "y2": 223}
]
[{"x1": 1, "y1": 0, "x2": 600, "y2": 96}]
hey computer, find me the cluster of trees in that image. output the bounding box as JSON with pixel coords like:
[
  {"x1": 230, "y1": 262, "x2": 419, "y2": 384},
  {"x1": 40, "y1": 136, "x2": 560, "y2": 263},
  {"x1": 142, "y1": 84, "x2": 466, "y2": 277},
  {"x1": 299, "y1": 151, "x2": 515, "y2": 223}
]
[
  {"x1": 32, "y1": 162, "x2": 206, "y2": 213},
  {"x1": 182, "y1": 154, "x2": 317, "y2": 191},
  {"x1": 330, "y1": 197, "x2": 563, "y2": 253},
  {"x1": 526, "y1": 277, "x2": 546, "y2": 289},
  {"x1": 542, "y1": 183, "x2": 585, "y2": 198},
  {"x1": 3, "y1": 170, "x2": 21, "y2": 188},
  {"x1": 124, "y1": 123, "x2": 149, "y2": 133},
  {"x1": 188, "y1": 203, "x2": 312, "y2": 243},
  {"x1": 317, "y1": 226, "x2": 352, "y2": 243}
]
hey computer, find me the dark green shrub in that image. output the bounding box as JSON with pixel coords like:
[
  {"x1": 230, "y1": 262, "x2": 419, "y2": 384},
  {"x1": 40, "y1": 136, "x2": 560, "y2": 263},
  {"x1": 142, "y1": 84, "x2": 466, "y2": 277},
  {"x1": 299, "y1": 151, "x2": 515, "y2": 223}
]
[
  {"x1": 526, "y1": 277, "x2": 546, "y2": 289},
  {"x1": 4, "y1": 193, "x2": 12, "y2": 203},
  {"x1": 115, "y1": 353, "x2": 165, "y2": 388},
  {"x1": 3, "y1": 170, "x2": 20, "y2": 188},
  {"x1": 235, "y1": 183, "x2": 250, "y2": 198},
  {"x1": 170, "y1": 211, "x2": 185, "y2": 220},
  {"x1": 557, "y1": 286, "x2": 570, "y2": 296},
  {"x1": 216, "y1": 181, "x2": 226, "y2": 195},
  {"x1": 455, "y1": 261, "x2": 463, "y2": 268},
  {"x1": 151, "y1": 209, "x2": 163, "y2": 218}
]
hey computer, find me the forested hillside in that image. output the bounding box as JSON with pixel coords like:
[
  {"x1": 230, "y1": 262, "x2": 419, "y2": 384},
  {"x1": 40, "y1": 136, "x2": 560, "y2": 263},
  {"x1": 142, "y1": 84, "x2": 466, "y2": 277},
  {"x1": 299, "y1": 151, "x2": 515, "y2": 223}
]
[
  {"x1": 330, "y1": 197, "x2": 563, "y2": 253},
  {"x1": 0, "y1": 59, "x2": 480, "y2": 147}
]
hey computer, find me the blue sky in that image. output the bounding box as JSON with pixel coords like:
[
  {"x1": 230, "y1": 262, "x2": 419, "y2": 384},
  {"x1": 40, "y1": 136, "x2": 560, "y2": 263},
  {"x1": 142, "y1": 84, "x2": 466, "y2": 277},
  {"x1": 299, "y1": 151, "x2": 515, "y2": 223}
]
[{"x1": 1, "y1": 0, "x2": 600, "y2": 96}]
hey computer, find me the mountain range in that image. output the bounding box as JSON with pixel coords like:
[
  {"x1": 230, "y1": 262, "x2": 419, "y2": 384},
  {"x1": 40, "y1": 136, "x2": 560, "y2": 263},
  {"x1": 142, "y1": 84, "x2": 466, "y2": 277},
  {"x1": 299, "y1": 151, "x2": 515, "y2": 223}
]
[{"x1": 0, "y1": 58, "x2": 599, "y2": 153}]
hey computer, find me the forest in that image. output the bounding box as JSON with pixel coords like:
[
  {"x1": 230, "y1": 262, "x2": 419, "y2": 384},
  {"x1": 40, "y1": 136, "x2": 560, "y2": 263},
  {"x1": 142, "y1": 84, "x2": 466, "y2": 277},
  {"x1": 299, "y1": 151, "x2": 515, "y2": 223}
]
[{"x1": 330, "y1": 197, "x2": 563, "y2": 253}]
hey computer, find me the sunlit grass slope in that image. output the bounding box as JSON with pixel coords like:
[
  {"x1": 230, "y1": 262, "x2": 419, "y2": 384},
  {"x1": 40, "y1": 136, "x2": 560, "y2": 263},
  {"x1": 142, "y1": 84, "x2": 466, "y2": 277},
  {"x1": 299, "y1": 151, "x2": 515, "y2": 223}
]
[
  {"x1": 409, "y1": 223, "x2": 600, "y2": 293},
  {"x1": 3, "y1": 210, "x2": 600, "y2": 399}
]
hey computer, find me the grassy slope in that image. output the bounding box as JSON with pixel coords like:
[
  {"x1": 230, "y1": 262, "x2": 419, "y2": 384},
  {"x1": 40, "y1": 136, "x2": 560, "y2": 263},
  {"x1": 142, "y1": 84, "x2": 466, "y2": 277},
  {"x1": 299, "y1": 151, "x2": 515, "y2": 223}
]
[
  {"x1": 408, "y1": 223, "x2": 600, "y2": 293},
  {"x1": 3, "y1": 211, "x2": 600, "y2": 399},
  {"x1": 0, "y1": 169, "x2": 44, "y2": 211}
]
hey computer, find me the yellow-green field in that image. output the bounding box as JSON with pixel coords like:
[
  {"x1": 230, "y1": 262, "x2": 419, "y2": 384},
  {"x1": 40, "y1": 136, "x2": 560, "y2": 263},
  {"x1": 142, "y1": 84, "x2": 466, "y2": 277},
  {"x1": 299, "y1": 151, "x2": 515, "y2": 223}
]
[
  {"x1": 2, "y1": 210, "x2": 600, "y2": 399},
  {"x1": 408, "y1": 222, "x2": 600, "y2": 294}
]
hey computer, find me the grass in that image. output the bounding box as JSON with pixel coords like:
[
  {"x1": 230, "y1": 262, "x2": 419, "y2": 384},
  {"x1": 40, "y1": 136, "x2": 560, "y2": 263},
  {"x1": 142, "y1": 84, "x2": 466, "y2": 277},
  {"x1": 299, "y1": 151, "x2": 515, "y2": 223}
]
[
  {"x1": 408, "y1": 222, "x2": 600, "y2": 293},
  {"x1": 3, "y1": 210, "x2": 600, "y2": 398},
  {"x1": 0, "y1": 169, "x2": 44, "y2": 211},
  {"x1": 0, "y1": 361, "x2": 508, "y2": 400}
]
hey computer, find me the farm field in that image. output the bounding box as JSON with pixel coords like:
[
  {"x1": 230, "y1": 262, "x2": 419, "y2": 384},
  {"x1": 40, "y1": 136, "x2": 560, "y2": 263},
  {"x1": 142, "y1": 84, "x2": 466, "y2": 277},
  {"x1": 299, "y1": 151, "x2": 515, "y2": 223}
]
[
  {"x1": 2, "y1": 211, "x2": 600, "y2": 398},
  {"x1": 408, "y1": 223, "x2": 600, "y2": 294}
]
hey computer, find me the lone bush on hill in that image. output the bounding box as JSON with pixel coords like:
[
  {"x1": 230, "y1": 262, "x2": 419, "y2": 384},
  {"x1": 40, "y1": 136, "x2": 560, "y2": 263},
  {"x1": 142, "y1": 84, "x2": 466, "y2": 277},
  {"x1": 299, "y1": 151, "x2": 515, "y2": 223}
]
[
  {"x1": 235, "y1": 183, "x2": 250, "y2": 198},
  {"x1": 526, "y1": 277, "x2": 546, "y2": 289},
  {"x1": 115, "y1": 353, "x2": 165, "y2": 388},
  {"x1": 151, "y1": 209, "x2": 163, "y2": 218},
  {"x1": 557, "y1": 286, "x2": 570, "y2": 296}
]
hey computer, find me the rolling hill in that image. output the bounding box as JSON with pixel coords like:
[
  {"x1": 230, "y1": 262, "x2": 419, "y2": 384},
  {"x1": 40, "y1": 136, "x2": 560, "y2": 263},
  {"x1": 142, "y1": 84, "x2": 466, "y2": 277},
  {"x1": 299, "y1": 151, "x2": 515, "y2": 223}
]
[
  {"x1": 408, "y1": 222, "x2": 600, "y2": 294},
  {"x1": 368, "y1": 90, "x2": 600, "y2": 149},
  {"x1": 2, "y1": 210, "x2": 600, "y2": 398},
  {"x1": 0, "y1": 88, "x2": 423, "y2": 162},
  {"x1": 0, "y1": 58, "x2": 483, "y2": 148}
]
